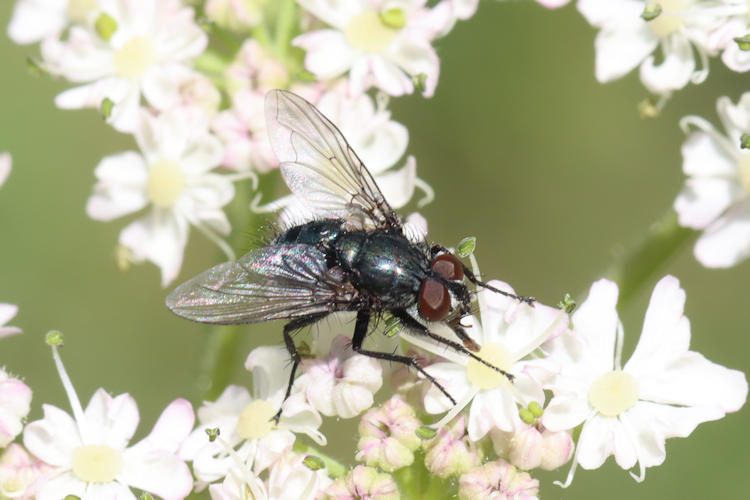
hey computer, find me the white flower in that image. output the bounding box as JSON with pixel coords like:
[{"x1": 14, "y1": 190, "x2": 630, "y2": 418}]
[
  {"x1": 0, "y1": 152, "x2": 11, "y2": 189},
  {"x1": 0, "y1": 304, "x2": 22, "y2": 339},
  {"x1": 86, "y1": 107, "x2": 234, "y2": 286},
  {"x1": 577, "y1": 0, "x2": 720, "y2": 95},
  {"x1": 41, "y1": 0, "x2": 207, "y2": 132},
  {"x1": 298, "y1": 335, "x2": 383, "y2": 419},
  {"x1": 7, "y1": 0, "x2": 98, "y2": 45},
  {"x1": 542, "y1": 277, "x2": 748, "y2": 486},
  {"x1": 674, "y1": 92, "x2": 750, "y2": 267},
  {"x1": 180, "y1": 346, "x2": 325, "y2": 486},
  {"x1": 402, "y1": 279, "x2": 567, "y2": 440},
  {"x1": 0, "y1": 444, "x2": 52, "y2": 499},
  {"x1": 0, "y1": 369, "x2": 32, "y2": 447},
  {"x1": 23, "y1": 346, "x2": 195, "y2": 500},
  {"x1": 294, "y1": 0, "x2": 454, "y2": 97}
]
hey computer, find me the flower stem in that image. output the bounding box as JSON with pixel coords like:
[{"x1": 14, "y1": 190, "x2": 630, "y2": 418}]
[
  {"x1": 292, "y1": 440, "x2": 348, "y2": 478},
  {"x1": 273, "y1": 0, "x2": 298, "y2": 62},
  {"x1": 197, "y1": 174, "x2": 277, "y2": 401},
  {"x1": 603, "y1": 208, "x2": 695, "y2": 308}
]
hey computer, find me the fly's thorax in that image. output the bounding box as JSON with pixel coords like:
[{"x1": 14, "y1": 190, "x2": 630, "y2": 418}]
[{"x1": 335, "y1": 230, "x2": 429, "y2": 309}]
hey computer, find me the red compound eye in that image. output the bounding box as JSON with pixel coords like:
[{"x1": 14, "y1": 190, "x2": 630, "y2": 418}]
[
  {"x1": 432, "y1": 253, "x2": 464, "y2": 281},
  {"x1": 419, "y1": 279, "x2": 451, "y2": 321}
]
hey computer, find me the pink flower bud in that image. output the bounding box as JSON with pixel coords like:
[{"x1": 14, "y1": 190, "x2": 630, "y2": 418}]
[
  {"x1": 508, "y1": 424, "x2": 544, "y2": 470},
  {"x1": 325, "y1": 465, "x2": 398, "y2": 500},
  {"x1": 459, "y1": 459, "x2": 539, "y2": 500},
  {"x1": 539, "y1": 428, "x2": 574, "y2": 470},
  {"x1": 0, "y1": 369, "x2": 31, "y2": 447},
  {"x1": 423, "y1": 415, "x2": 479, "y2": 478},
  {"x1": 356, "y1": 395, "x2": 421, "y2": 471}
]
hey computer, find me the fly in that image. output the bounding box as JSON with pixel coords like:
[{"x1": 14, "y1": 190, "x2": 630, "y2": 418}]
[{"x1": 166, "y1": 90, "x2": 532, "y2": 419}]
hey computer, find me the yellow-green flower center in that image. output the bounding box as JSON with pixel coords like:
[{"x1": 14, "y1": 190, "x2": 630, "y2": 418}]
[
  {"x1": 345, "y1": 10, "x2": 398, "y2": 53},
  {"x1": 114, "y1": 36, "x2": 156, "y2": 78},
  {"x1": 588, "y1": 370, "x2": 639, "y2": 417},
  {"x1": 466, "y1": 343, "x2": 513, "y2": 390},
  {"x1": 738, "y1": 152, "x2": 750, "y2": 194},
  {"x1": 71, "y1": 445, "x2": 123, "y2": 483},
  {"x1": 648, "y1": 0, "x2": 686, "y2": 38},
  {"x1": 147, "y1": 159, "x2": 185, "y2": 208},
  {"x1": 237, "y1": 399, "x2": 276, "y2": 440}
]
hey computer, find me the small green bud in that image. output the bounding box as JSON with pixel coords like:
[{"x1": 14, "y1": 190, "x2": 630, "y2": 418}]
[
  {"x1": 457, "y1": 236, "x2": 477, "y2": 258},
  {"x1": 26, "y1": 57, "x2": 46, "y2": 77},
  {"x1": 734, "y1": 35, "x2": 750, "y2": 51},
  {"x1": 45, "y1": 330, "x2": 64, "y2": 346},
  {"x1": 638, "y1": 97, "x2": 661, "y2": 119},
  {"x1": 95, "y1": 13, "x2": 118, "y2": 41},
  {"x1": 740, "y1": 133, "x2": 750, "y2": 149},
  {"x1": 205, "y1": 427, "x2": 220, "y2": 442},
  {"x1": 416, "y1": 425, "x2": 438, "y2": 440},
  {"x1": 528, "y1": 401, "x2": 543, "y2": 418},
  {"x1": 139, "y1": 494, "x2": 154, "y2": 500},
  {"x1": 412, "y1": 73, "x2": 427, "y2": 94},
  {"x1": 64, "y1": 496, "x2": 81, "y2": 500},
  {"x1": 557, "y1": 293, "x2": 576, "y2": 314},
  {"x1": 640, "y1": 3, "x2": 662, "y2": 21},
  {"x1": 384, "y1": 316, "x2": 401, "y2": 337},
  {"x1": 379, "y1": 8, "x2": 406, "y2": 30},
  {"x1": 302, "y1": 455, "x2": 325, "y2": 471},
  {"x1": 519, "y1": 408, "x2": 535, "y2": 425},
  {"x1": 100, "y1": 97, "x2": 114, "y2": 119}
]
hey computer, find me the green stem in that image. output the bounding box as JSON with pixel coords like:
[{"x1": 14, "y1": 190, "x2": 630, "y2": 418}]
[
  {"x1": 273, "y1": 0, "x2": 298, "y2": 62},
  {"x1": 292, "y1": 440, "x2": 348, "y2": 478},
  {"x1": 603, "y1": 208, "x2": 695, "y2": 309}
]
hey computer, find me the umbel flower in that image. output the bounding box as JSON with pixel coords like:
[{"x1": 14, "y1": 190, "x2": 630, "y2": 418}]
[
  {"x1": 675, "y1": 92, "x2": 750, "y2": 267},
  {"x1": 23, "y1": 342, "x2": 195, "y2": 499},
  {"x1": 404, "y1": 279, "x2": 566, "y2": 440},
  {"x1": 294, "y1": 0, "x2": 454, "y2": 97},
  {"x1": 542, "y1": 276, "x2": 747, "y2": 485},
  {"x1": 40, "y1": 0, "x2": 207, "y2": 132},
  {"x1": 86, "y1": 107, "x2": 234, "y2": 286}
]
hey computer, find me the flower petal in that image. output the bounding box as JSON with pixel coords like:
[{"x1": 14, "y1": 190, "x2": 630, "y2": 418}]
[
  {"x1": 23, "y1": 404, "x2": 81, "y2": 467},
  {"x1": 694, "y1": 199, "x2": 750, "y2": 267}
]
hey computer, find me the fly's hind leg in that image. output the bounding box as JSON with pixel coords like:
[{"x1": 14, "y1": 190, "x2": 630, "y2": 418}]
[
  {"x1": 351, "y1": 310, "x2": 457, "y2": 405},
  {"x1": 274, "y1": 313, "x2": 329, "y2": 422}
]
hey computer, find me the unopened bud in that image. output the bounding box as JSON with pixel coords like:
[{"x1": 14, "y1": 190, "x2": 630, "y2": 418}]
[
  {"x1": 380, "y1": 8, "x2": 406, "y2": 29},
  {"x1": 735, "y1": 35, "x2": 750, "y2": 51},
  {"x1": 640, "y1": 3, "x2": 662, "y2": 21},
  {"x1": 303, "y1": 455, "x2": 325, "y2": 471},
  {"x1": 95, "y1": 13, "x2": 117, "y2": 41},
  {"x1": 45, "y1": 330, "x2": 63, "y2": 346},
  {"x1": 509, "y1": 425, "x2": 543, "y2": 470},
  {"x1": 539, "y1": 428, "x2": 574, "y2": 470}
]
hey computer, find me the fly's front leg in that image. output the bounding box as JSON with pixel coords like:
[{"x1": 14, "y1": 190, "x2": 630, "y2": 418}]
[
  {"x1": 351, "y1": 310, "x2": 457, "y2": 405},
  {"x1": 431, "y1": 243, "x2": 534, "y2": 305},
  {"x1": 392, "y1": 309, "x2": 514, "y2": 383},
  {"x1": 274, "y1": 313, "x2": 329, "y2": 422}
]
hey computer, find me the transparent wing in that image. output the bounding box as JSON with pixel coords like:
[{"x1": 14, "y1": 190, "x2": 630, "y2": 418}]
[
  {"x1": 166, "y1": 244, "x2": 356, "y2": 325},
  {"x1": 265, "y1": 89, "x2": 402, "y2": 232}
]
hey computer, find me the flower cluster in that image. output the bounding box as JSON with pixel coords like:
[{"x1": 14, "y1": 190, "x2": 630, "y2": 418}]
[
  {"x1": 6, "y1": 0, "x2": 479, "y2": 286},
  {"x1": 577, "y1": 0, "x2": 750, "y2": 107}
]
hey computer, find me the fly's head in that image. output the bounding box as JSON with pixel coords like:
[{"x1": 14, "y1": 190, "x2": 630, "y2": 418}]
[{"x1": 417, "y1": 253, "x2": 473, "y2": 322}]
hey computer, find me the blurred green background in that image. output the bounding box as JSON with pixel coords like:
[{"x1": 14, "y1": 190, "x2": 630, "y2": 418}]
[{"x1": 1, "y1": 1, "x2": 748, "y2": 499}]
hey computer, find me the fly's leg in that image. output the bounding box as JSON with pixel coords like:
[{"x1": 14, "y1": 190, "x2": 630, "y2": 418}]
[
  {"x1": 351, "y1": 310, "x2": 457, "y2": 405},
  {"x1": 393, "y1": 309, "x2": 514, "y2": 383},
  {"x1": 430, "y1": 244, "x2": 534, "y2": 305},
  {"x1": 274, "y1": 313, "x2": 329, "y2": 422},
  {"x1": 446, "y1": 316, "x2": 481, "y2": 352}
]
